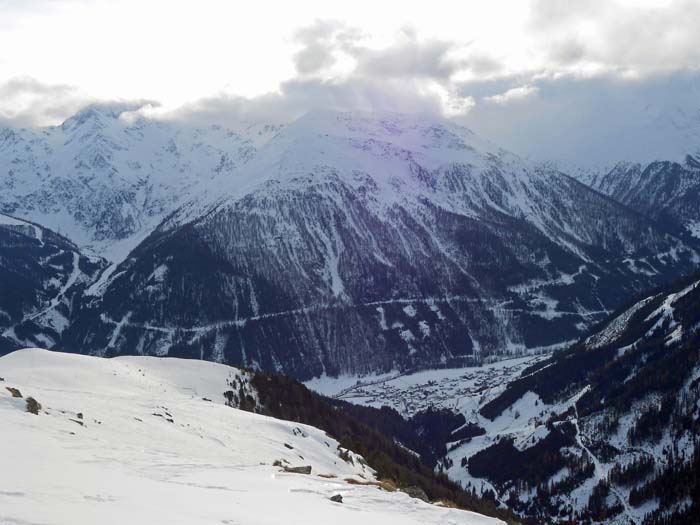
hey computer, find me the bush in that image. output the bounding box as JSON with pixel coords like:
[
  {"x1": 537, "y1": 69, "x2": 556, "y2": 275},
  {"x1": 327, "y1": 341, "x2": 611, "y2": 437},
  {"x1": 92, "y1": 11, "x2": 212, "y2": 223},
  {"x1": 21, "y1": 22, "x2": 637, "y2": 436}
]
[
  {"x1": 25, "y1": 397, "x2": 41, "y2": 415},
  {"x1": 6, "y1": 386, "x2": 22, "y2": 398}
]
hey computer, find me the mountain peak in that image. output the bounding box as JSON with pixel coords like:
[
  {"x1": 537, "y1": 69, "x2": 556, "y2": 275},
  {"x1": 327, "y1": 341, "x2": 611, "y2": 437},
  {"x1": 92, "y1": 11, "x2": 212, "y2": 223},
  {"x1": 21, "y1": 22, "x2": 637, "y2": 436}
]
[
  {"x1": 264, "y1": 109, "x2": 502, "y2": 169},
  {"x1": 60, "y1": 102, "x2": 151, "y2": 131}
]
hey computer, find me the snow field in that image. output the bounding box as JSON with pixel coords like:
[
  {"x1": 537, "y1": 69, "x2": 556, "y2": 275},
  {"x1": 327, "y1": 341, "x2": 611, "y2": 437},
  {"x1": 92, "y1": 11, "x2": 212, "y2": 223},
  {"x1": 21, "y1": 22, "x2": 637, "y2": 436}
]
[{"x1": 0, "y1": 349, "x2": 502, "y2": 525}]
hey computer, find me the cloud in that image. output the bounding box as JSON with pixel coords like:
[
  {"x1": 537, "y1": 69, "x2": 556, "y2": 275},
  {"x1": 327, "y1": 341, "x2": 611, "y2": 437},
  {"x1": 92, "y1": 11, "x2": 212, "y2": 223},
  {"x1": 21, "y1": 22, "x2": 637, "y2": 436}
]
[
  {"x1": 0, "y1": 0, "x2": 74, "y2": 27},
  {"x1": 528, "y1": 0, "x2": 700, "y2": 75},
  {"x1": 165, "y1": 76, "x2": 454, "y2": 126},
  {"x1": 289, "y1": 21, "x2": 474, "y2": 81},
  {"x1": 0, "y1": 76, "x2": 157, "y2": 128},
  {"x1": 0, "y1": 20, "x2": 477, "y2": 128},
  {"x1": 163, "y1": 23, "x2": 479, "y2": 125},
  {"x1": 0, "y1": 76, "x2": 93, "y2": 127},
  {"x1": 484, "y1": 84, "x2": 539, "y2": 104},
  {"x1": 3, "y1": 6, "x2": 700, "y2": 172},
  {"x1": 291, "y1": 19, "x2": 362, "y2": 76},
  {"x1": 466, "y1": 54, "x2": 505, "y2": 76},
  {"x1": 354, "y1": 30, "x2": 468, "y2": 81},
  {"x1": 464, "y1": 70, "x2": 700, "y2": 165}
]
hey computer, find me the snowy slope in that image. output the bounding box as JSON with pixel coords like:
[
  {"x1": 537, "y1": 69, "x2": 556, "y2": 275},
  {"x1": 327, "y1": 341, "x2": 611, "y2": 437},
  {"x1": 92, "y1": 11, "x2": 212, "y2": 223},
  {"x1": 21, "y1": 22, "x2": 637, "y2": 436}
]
[{"x1": 0, "y1": 348, "x2": 501, "y2": 525}]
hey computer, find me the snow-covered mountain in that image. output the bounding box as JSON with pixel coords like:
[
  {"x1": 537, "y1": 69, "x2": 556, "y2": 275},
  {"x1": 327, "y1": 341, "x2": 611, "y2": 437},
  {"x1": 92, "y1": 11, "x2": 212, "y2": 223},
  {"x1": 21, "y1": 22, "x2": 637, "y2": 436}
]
[
  {"x1": 580, "y1": 156, "x2": 700, "y2": 241},
  {"x1": 0, "y1": 348, "x2": 503, "y2": 525},
  {"x1": 0, "y1": 213, "x2": 104, "y2": 353},
  {"x1": 0, "y1": 104, "x2": 282, "y2": 261},
  {"x1": 60, "y1": 111, "x2": 699, "y2": 379},
  {"x1": 1, "y1": 107, "x2": 699, "y2": 379},
  {"x1": 556, "y1": 104, "x2": 700, "y2": 242}
]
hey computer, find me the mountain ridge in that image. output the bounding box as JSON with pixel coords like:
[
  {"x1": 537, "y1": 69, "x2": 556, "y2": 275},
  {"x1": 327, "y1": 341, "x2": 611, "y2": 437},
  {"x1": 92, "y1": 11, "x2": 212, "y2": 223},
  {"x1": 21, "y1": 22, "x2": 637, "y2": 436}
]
[
  {"x1": 54, "y1": 111, "x2": 700, "y2": 378},
  {"x1": 2, "y1": 108, "x2": 699, "y2": 380},
  {"x1": 0, "y1": 347, "x2": 507, "y2": 525}
]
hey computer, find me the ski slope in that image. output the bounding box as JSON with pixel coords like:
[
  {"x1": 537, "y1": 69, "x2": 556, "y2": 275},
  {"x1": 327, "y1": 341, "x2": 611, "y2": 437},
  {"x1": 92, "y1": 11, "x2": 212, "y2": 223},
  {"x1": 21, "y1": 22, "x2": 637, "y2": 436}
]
[{"x1": 0, "y1": 349, "x2": 502, "y2": 525}]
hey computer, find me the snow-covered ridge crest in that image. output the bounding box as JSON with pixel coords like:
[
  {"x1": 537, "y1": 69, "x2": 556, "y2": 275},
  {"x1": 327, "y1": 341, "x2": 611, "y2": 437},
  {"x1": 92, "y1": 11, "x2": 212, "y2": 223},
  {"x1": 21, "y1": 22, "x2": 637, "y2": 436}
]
[
  {"x1": 234, "y1": 109, "x2": 511, "y2": 189},
  {"x1": 0, "y1": 106, "x2": 520, "y2": 260},
  {"x1": 0, "y1": 348, "x2": 502, "y2": 525},
  {"x1": 0, "y1": 103, "x2": 281, "y2": 261}
]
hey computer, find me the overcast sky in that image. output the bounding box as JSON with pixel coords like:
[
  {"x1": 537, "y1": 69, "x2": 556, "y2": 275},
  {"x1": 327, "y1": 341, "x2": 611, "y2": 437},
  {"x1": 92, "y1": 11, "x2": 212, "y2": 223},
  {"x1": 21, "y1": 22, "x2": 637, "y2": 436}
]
[{"x1": 1, "y1": 0, "x2": 699, "y2": 164}]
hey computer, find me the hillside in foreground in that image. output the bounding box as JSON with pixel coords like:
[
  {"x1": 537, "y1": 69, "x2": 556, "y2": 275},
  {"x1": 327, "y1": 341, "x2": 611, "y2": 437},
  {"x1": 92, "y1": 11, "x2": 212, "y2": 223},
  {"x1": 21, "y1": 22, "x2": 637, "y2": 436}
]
[{"x1": 0, "y1": 348, "x2": 503, "y2": 525}]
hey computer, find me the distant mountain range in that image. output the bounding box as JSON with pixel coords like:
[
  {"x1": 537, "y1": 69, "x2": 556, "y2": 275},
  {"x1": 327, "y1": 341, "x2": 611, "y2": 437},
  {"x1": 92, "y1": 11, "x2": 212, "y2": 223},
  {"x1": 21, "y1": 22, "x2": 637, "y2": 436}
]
[
  {"x1": 1, "y1": 107, "x2": 699, "y2": 380},
  {"x1": 582, "y1": 156, "x2": 700, "y2": 241}
]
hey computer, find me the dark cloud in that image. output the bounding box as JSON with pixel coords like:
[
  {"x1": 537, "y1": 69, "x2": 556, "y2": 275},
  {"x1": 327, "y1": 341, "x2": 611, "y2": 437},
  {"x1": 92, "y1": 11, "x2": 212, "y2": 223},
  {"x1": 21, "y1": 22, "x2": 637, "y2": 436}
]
[
  {"x1": 290, "y1": 21, "x2": 473, "y2": 82},
  {"x1": 0, "y1": 76, "x2": 75, "y2": 98},
  {"x1": 548, "y1": 38, "x2": 587, "y2": 66},
  {"x1": 293, "y1": 41, "x2": 337, "y2": 76},
  {"x1": 467, "y1": 54, "x2": 505, "y2": 76}
]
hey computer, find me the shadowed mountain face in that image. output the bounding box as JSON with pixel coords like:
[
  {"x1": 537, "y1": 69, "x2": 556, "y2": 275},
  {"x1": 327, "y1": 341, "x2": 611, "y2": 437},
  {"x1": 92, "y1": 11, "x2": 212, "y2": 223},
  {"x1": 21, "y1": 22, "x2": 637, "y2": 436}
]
[
  {"x1": 0, "y1": 213, "x2": 104, "y2": 354},
  {"x1": 58, "y1": 112, "x2": 699, "y2": 379},
  {"x1": 456, "y1": 272, "x2": 700, "y2": 524}
]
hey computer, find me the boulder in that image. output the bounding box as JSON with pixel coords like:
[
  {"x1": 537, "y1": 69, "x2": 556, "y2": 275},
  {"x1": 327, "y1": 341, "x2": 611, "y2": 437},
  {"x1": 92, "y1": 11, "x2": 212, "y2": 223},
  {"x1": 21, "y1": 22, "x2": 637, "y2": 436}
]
[
  {"x1": 401, "y1": 486, "x2": 429, "y2": 502},
  {"x1": 283, "y1": 465, "x2": 312, "y2": 475}
]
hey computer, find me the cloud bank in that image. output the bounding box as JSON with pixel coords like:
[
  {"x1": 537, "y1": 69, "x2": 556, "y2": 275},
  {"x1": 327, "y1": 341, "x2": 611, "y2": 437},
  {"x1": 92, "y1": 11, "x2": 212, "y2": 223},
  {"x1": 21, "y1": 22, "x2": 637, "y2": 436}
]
[{"x1": 1, "y1": 0, "x2": 699, "y2": 166}]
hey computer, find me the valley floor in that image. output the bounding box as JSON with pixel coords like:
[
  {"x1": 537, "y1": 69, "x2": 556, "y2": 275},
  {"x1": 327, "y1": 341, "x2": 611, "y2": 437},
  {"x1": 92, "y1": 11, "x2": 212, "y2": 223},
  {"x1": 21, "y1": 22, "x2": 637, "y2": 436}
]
[{"x1": 306, "y1": 355, "x2": 545, "y2": 417}]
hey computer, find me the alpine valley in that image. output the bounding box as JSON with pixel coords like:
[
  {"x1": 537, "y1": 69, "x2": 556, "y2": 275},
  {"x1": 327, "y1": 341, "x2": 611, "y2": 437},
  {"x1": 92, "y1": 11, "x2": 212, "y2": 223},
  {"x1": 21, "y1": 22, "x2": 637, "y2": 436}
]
[
  {"x1": 2, "y1": 106, "x2": 699, "y2": 377},
  {"x1": 2, "y1": 105, "x2": 700, "y2": 525}
]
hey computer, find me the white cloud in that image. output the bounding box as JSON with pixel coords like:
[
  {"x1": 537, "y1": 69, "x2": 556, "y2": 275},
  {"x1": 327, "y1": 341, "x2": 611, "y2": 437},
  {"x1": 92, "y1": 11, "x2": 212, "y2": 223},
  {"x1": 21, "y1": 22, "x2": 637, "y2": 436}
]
[
  {"x1": 484, "y1": 85, "x2": 539, "y2": 104},
  {"x1": 529, "y1": 0, "x2": 700, "y2": 76},
  {"x1": 0, "y1": 76, "x2": 92, "y2": 127}
]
